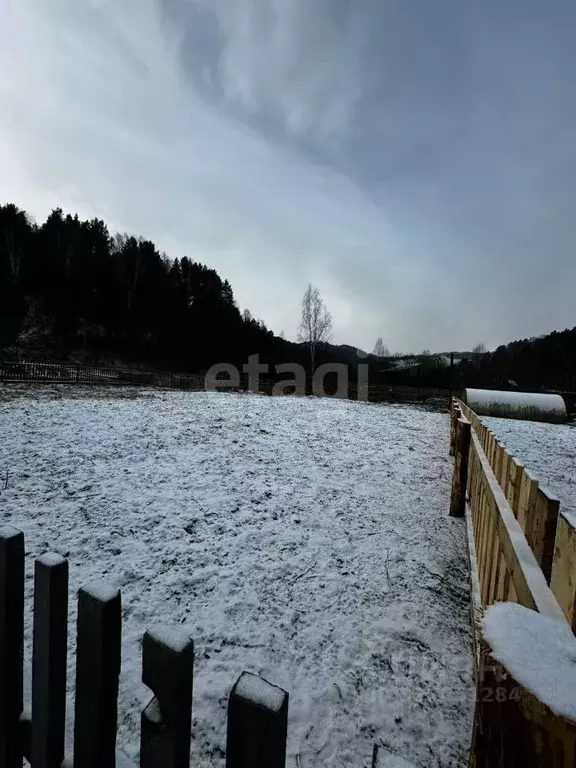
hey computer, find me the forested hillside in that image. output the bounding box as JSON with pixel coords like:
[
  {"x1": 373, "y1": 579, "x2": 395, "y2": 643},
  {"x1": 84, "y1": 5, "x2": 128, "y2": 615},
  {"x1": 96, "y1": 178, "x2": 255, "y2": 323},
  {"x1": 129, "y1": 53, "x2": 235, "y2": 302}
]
[
  {"x1": 0, "y1": 203, "x2": 299, "y2": 370},
  {"x1": 2, "y1": 202, "x2": 575, "y2": 391},
  {"x1": 459, "y1": 330, "x2": 576, "y2": 392}
]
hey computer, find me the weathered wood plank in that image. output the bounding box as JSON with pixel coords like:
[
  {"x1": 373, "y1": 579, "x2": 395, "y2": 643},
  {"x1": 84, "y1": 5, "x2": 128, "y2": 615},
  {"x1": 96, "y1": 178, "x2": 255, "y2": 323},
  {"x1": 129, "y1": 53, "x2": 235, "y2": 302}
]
[
  {"x1": 73, "y1": 583, "x2": 122, "y2": 768},
  {"x1": 470, "y1": 432, "x2": 566, "y2": 622},
  {"x1": 0, "y1": 527, "x2": 24, "y2": 768},
  {"x1": 506, "y1": 458, "x2": 524, "y2": 517},
  {"x1": 140, "y1": 627, "x2": 194, "y2": 768},
  {"x1": 517, "y1": 470, "x2": 539, "y2": 546},
  {"x1": 551, "y1": 512, "x2": 576, "y2": 632},
  {"x1": 32, "y1": 554, "x2": 69, "y2": 768},
  {"x1": 226, "y1": 672, "x2": 289, "y2": 768},
  {"x1": 450, "y1": 417, "x2": 471, "y2": 518},
  {"x1": 532, "y1": 487, "x2": 560, "y2": 583}
]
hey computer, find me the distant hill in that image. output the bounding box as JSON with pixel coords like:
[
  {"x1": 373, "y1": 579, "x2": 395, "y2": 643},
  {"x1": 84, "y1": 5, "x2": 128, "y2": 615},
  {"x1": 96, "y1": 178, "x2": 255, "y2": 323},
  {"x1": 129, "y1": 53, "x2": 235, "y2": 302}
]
[{"x1": 458, "y1": 327, "x2": 576, "y2": 392}]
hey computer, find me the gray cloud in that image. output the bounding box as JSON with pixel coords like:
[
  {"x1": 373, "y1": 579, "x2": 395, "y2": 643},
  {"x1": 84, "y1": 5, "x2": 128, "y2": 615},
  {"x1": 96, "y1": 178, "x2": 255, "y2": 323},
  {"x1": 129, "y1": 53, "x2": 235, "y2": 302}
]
[{"x1": 1, "y1": 0, "x2": 576, "y2": 352}]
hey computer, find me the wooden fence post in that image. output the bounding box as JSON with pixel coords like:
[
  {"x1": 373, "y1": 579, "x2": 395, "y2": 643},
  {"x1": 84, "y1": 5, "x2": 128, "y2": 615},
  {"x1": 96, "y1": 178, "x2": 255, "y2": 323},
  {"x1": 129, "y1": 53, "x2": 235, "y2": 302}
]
[
  {"x1": 0, "y1": 527, "x2": 24, "y2": 768},
  {"x1": 449, "y1": 402, "x2": 461, "y2": 456},
  {"x1": 32, "y1": 553, "x2": 69, "y2": 768},
  {"x1": 73, "y1": 583, "x2": 122, "y2": 768},
  {"x1": 226, "y1": 672, "x2": 289, "y2": 768},
  {"x1": 450, "y1": 418, "x2": 471, "y2": 518},
  {"x1": 140, "y1": 627, "x2": 194, "y2": 768}
]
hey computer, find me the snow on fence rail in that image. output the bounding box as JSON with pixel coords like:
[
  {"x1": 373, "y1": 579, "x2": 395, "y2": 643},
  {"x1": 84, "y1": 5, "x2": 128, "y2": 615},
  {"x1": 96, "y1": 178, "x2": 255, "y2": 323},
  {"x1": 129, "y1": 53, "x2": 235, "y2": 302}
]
[
  {"x1": 449, "y1": 400, "x2": 576, "y2": 766},
  {"x1": 0, "y1": 526, "x2": 288, "y2": 768}
]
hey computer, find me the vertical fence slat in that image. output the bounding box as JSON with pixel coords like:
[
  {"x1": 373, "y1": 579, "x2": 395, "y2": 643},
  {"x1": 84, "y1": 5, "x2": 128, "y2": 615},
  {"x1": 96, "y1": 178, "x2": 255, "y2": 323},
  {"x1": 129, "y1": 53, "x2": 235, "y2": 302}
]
[
  {"x1": 487, "y1": 535, "x2": 501, "y2": 605},
  {"x1": 0, "y1": 527, "x2": 24, "y2": 768},
  {"x1": 477, "y1": 478, "x2": 489, "y2": 585},
  {"x1": 507, "y1": 458, "x2": 523, "y2": 517},
  {"x1": 488, "y1": 434, "x2": 496, "y2": 472},
  {"x1": 450, "y1": 403, "x2": 460, "y2": 457},
  {"x1": 450, "y1": 418, "x2": 471, "y2": 518},
  {"x1": 499, "y1": 451, "x2": 510, "y2": 498},
  {"x1": 484, "y1": 490, "x2": 496, "y2": 599},
  {"x1": 32, "y1": 554, "x2": 69, "y2": 768},
  {"x1": 493, "y1": 442, "x2": 503, "y2": 486},
  {"x1": 140, "y1": 627, "x2": 194, "y2": 768},
  {"x1": 517, "y1": 471, "x2": 539, "y2": 546},
  {"x1": 73, "y1": 583, "x2": 121, "y2": 768},
  {"x1": 471, "y1": 448, "x2": 480, "y2": 538},
  {"x1": 482, "y1": 511, "x2": 497, "y2": 605},
  {"x1": 472, "y1": 450, "x2": 482, "y2": 545},
  {"x1": 475, "y1": 452, "x2": 483, "y2": 544},
  {"x1": 532, "y1": 488, "x2": 560, "y2": 584},
  {"x1": 226, "y1": 672, "x2": 289, "y2": 768},
  {"x1": 551, "y1": 512, "x2": 576, "y2": 631}
]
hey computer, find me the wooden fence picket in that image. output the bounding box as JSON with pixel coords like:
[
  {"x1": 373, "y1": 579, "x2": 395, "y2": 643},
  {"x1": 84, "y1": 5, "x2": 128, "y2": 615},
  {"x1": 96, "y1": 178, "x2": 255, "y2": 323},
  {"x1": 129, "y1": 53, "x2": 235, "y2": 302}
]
[
  {"x1": 0, "y1": 527, "x2": 24, "y2": 768},
  {"x1": 532, "y1": 488, "x2": 560, "y2": 583},
  {"x1": 226, "y1": 672, "x2": 289, "y2": 768},
  {"x1": 0, "y1": 527, "x2": 293, "y2": 767},
  {"x1": 140, "y1": 627, "x2": 194, "y2": 768},
  {"x1": 506, "y1": 457, "x2": 523, "y2": 517},
  {"x1": 450, "y1": 417, "x2": 471, "y2": 518},
  {"x1": 551, "y1": 512, "x2": 576, "y2": 631},
  {"x1": 32, "y1": 554, "x2": 69, "y2": 768},
  {"x1": 73, "y1": 584, "x2": 122, "y2": 768}
]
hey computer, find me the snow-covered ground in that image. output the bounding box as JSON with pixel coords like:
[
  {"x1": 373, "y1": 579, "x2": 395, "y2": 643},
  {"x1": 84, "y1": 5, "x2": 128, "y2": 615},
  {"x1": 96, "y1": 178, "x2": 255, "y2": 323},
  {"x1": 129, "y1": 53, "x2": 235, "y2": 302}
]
[
  {"x1": 0, "y1": 386, "x2": 474, "y2": 767},
  {"x1": 483, "y1": 416, "x2": 576, "y2": 520}
]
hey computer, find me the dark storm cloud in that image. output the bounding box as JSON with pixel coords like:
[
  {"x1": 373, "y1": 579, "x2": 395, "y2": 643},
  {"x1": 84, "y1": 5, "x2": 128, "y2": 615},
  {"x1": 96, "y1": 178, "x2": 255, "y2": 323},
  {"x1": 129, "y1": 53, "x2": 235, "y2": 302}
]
[{"x1": 2, "y1": 0, "x2": 576, "y2": 351}]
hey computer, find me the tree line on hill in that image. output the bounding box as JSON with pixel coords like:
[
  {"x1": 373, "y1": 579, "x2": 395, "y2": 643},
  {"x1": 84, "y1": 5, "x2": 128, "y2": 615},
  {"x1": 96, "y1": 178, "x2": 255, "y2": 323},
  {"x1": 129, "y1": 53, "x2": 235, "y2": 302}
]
[
  {"x1": 0, "y1": 203, "x2": 298, "y2": 371},
  {"x1": 457, "y1": 332, "x2": 576, "y2": 392},
  {"x1": 1, "y1": 202, "x2": 575, "y2": 392}
]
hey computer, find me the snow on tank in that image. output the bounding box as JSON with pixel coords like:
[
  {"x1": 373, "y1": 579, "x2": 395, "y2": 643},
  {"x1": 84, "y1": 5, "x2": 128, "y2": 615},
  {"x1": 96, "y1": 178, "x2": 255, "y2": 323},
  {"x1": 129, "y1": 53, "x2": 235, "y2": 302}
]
[{"x1": 464, "y1": 388, "x2": 567, "y2": 423}]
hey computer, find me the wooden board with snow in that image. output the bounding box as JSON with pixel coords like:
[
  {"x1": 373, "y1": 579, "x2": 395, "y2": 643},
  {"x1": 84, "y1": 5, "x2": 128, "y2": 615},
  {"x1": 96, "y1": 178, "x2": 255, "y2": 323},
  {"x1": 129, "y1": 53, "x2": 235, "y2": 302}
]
[
  {"x1": 0, "y1": 387, "x2": 475, "y2": 767},
  {"x1": 483, "y1": 416, "x2": 576, "y2": 522}
]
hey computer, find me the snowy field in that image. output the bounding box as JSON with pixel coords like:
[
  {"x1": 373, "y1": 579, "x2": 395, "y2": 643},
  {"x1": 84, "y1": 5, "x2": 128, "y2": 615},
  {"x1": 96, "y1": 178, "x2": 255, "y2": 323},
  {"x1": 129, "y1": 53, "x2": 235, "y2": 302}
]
[
  {"x1": 0, "y1": 386, "x2": 474, "y2": 767},
  {"x1": 483, "y1": 416, "x2": 576, "y2": 520}
]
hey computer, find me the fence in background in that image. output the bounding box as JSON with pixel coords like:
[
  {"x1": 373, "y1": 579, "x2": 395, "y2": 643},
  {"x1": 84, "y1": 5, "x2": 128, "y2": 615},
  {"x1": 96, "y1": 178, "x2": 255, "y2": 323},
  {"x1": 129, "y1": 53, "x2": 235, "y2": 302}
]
[
  {"x1": 0, "y1": 526, "x2": 288, "y2": 768},
  {"x1": 0, "y1": 359, "x2": 450, "y2": 403},
  {"x1": 449, "y1": 400, "x2": 576, "y2": 766},
  {"x1": 0, "y1": 360, "x2": 204, "y2": 390}
]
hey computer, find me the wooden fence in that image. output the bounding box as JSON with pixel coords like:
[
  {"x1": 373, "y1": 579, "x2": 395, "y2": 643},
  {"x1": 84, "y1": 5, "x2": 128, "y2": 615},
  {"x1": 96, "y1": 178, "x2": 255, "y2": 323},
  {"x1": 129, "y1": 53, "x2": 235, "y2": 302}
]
[
  {"x1": 454, "y1": 397, "x2": 576, "y2": 620},
  {"x1": 0, "y1": 360, "x2": 204, "y2": 390},
  {"x1": 0, "y1": 359, "x2": 450, "y2": 403},
  {"x1": 449, "y1": 400, "x2": 576, "y2": 765},
  {"x1": 0, "y1": 526, "x2": 288, "y2": 768}
]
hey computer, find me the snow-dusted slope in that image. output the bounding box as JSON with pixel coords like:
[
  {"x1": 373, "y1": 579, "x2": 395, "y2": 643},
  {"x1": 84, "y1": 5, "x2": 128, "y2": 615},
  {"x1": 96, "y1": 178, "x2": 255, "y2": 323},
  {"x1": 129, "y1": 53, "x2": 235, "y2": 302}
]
[{"x1": 0, "y1": 387, "x2": 474, "y2": 767}]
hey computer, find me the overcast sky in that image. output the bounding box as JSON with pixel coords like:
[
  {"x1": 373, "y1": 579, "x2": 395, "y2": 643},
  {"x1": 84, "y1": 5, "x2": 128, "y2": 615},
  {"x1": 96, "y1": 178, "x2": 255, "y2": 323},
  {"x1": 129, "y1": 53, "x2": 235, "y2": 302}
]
[{"x1": 2, "y1": 0, "x2": 575, "y2": 353}]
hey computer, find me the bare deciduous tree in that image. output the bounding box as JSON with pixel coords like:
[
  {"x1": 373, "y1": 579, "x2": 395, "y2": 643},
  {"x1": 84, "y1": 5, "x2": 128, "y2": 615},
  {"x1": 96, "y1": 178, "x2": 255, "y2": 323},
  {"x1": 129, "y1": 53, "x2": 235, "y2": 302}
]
[
  {"x1": 471, "y1": 343, "x2": 487, "y2": 367},
  {"x1": 373, "y1": 337, "x2": 389, "y2": 358},
  {"x1": 298, "y1": 284, "x2": 332, "y2": 371}
]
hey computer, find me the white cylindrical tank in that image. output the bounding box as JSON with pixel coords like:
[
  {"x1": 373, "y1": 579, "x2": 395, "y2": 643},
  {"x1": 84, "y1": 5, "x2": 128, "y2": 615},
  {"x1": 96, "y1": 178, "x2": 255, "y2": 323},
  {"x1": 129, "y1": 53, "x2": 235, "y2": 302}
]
[{"x1": 464, "y1": 389, "x2": 567, "y2": 423}]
